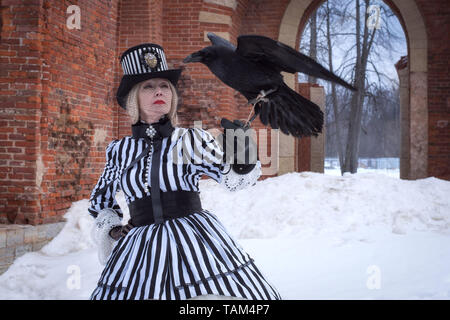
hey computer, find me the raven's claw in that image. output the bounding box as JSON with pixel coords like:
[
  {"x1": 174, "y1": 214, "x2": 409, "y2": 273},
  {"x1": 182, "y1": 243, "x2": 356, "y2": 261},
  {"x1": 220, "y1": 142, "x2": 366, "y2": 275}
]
[{"x1": 248, "y1": 88, "x2": 277, "y2": 105}]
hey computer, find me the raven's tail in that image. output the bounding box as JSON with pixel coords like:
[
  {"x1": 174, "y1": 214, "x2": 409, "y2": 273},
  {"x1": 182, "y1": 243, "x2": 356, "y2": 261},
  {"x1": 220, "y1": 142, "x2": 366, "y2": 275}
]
[{"x1": 256, "y1": 83, "x2": 324, "y2": 138}]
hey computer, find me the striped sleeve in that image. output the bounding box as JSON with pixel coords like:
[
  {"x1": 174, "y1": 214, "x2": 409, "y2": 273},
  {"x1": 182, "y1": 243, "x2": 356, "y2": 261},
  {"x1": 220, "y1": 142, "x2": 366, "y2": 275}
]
[
  {"x1": 88, "y1": 140, "x2": 123, "y2": 219},
  {"x1": 189, "y1": 128, "x2": 225, "y2": 183},
  {"x1": 190, "y1": 128, "x2": 262, "y2": 192}
]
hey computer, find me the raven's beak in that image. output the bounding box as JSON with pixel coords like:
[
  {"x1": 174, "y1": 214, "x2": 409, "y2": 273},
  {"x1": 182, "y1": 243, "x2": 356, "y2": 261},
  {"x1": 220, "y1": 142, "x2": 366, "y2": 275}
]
[{"x1": 183, "y1": 52, "x2": 202, "y2": 63}]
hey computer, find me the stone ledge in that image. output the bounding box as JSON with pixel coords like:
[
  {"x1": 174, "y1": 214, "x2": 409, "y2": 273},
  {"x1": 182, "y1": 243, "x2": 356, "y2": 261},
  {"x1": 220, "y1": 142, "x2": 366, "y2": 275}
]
[
  {"x1": 199, "y1": 11, "x2": 232, "y2": 26},
  {"x1": 0, "y1": 222, "x2": 66, "y2": 275},
  {"x1": 204, "y1": 0, "x2": 237, "y2": 10}
]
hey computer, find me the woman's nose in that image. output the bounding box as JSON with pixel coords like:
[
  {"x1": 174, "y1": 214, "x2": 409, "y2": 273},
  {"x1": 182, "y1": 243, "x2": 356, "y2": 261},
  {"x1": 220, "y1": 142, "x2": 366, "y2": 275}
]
[{"x1": 155, "y1": 87, "x2": 163, "y2": 96}]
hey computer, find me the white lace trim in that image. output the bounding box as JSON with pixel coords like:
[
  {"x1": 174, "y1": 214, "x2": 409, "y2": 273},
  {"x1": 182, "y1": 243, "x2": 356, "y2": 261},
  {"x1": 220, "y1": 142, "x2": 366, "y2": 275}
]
[
  {"x1": 220, "y1": 160, "x2": 261, "y2": 192},
  {"x1": 91, "y1": 208, "x2": 122, "y2": 265}
]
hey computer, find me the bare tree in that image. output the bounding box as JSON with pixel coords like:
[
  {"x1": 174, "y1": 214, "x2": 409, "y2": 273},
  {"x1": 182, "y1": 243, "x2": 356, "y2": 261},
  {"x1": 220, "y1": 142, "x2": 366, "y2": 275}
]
[
  {"x1": 325, "y1": 1, "x2": 345, "y2": 168},
  {"x1": 309, "y1": 10, "x2": 318, "y2": 84},
  {"x1": 300, "y1": 0, "x2": 406, "y2": 174},
  {"x1": 342, "y1": 0, "x2": 377, "y2": 173}
]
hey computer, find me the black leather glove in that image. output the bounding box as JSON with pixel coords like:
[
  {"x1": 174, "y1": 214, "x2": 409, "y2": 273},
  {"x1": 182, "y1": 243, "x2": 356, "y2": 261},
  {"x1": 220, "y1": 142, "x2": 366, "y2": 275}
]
[
  {"x1": 219, "y1": 118, "x2": 258, "y2": 175},
  {"x1": 108, "y1": 220, "x2": 135, "y2": 241}
]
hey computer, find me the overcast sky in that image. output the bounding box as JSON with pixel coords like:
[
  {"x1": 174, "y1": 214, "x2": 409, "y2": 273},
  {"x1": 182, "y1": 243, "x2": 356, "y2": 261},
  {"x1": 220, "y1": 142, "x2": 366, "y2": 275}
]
[{"x1": 298, "y1": 0, "x2": 407, "y2": 90}]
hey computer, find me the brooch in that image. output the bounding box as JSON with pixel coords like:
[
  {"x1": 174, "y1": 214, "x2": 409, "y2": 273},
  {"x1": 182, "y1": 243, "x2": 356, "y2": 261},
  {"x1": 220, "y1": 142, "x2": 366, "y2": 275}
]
[
  {"x1": 144, "y1": 52, "x2": 158, "y2": 69},
  {"x1": 146, "y1": 125, "x2": 157, "y2": 139}
]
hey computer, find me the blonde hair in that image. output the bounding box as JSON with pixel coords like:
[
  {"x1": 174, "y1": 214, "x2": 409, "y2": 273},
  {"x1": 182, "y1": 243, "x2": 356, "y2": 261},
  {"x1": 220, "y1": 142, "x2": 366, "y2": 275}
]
[{"x1": 126, "y1": 80, "x2": 178, "y2": 125}]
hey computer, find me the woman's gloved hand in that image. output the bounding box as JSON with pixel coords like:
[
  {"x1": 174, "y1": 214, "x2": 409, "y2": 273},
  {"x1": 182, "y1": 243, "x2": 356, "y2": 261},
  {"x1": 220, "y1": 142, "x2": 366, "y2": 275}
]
[
  {"x1": 219, "y1": 118, "x2": 258, "y2": 175},
  {"x1": 108, "y1": 220, "x2": 135, "y2": 241}
]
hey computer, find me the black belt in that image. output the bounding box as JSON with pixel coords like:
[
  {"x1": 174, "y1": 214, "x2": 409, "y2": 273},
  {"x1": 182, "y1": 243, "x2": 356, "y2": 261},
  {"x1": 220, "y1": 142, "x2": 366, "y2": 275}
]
[{"x1": 128, "y1": 191, "x2": 202, "y2": 227}]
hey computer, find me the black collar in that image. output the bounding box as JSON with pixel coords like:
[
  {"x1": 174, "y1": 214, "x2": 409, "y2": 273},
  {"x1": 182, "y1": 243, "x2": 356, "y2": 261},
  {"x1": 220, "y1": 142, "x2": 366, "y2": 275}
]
[{"x1": 131, "y1": 115, "x2": 175, "y2": 140}]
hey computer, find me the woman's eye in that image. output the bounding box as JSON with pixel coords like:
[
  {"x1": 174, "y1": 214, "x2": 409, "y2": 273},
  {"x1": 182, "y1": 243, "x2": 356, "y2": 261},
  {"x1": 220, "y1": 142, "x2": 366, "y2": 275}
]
[{"x1": 144, "y1": 85, "x2": 153, "y2": 89}]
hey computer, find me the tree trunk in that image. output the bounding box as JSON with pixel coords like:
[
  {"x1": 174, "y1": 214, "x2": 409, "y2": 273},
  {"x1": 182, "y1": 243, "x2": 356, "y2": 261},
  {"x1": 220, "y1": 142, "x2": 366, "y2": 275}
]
[
  {"x1": 309, "y1": 10, "x2": 318, "y2": 84},
  {"x1": 325, "y1": 2, "x2": 344, "y2": 168},
  {"x1": 342, "y1": 0, "x2": 376, "y2": 174}
]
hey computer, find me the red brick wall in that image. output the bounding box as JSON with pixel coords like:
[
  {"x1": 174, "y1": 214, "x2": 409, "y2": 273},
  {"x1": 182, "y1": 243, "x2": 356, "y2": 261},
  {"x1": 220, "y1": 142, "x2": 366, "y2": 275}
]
[
  {"x1": 0, "y1": 0, "x2": 120, "y2": 224},
  {"x1": 0, "y1": 2, "x2": 39, "y2": 224},
  {"x1": 42, "y1": 1, "x2": 120, "y2": 226},
  {"x1": 415, "y1": 0, "x2": 450, "y2": 180}
]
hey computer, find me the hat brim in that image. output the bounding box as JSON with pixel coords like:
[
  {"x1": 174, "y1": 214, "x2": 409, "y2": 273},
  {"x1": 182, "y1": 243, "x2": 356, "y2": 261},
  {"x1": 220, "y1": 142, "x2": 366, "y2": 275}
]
[{"x1": 116, "y1": 69, "x2": 182, "y2": 109}]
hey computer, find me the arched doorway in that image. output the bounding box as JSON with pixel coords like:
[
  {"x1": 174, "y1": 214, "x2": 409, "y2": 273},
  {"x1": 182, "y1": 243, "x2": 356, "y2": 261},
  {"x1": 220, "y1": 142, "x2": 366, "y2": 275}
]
[{"x1": 278, "y1": 0, "x2": 428, "y2": 179}]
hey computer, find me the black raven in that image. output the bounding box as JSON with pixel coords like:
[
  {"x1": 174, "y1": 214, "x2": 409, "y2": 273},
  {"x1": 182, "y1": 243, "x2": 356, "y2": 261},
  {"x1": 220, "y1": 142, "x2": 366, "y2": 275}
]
[{"x1": 183, "y1": 33, "x2": 356, "y2": 138}]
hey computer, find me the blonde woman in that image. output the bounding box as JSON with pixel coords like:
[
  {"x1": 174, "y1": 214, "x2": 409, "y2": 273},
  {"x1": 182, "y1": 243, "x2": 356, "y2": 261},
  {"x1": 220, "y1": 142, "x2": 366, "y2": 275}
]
[{"x1": 88, "y1": 43, "x2": 281, "y2": 300}]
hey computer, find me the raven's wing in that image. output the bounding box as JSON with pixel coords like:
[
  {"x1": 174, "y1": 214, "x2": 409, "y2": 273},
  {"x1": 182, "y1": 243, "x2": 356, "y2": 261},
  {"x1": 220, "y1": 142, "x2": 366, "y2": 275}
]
[
  {"x1": 236, "y1": 35, "x2": 356, "y2": 91},
  {"x1": 256, "y1": 83, "x2": 323, "y2": 138},
  {"x1": 207, "y1": 32, "x2": 237, "y2": 51}
]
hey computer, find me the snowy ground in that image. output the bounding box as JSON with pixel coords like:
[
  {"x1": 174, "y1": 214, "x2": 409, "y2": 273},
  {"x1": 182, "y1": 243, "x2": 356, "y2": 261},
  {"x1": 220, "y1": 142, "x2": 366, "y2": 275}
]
[
  {"x1": 325, "y1": 167, "x2": 400, "y2": 178},
  {"x1": 0, "y1": 171, "x2": 449, "y2": 300}
]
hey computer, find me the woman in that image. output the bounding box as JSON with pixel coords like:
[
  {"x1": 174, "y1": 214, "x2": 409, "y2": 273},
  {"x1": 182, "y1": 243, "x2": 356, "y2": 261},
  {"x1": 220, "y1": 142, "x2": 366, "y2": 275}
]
[{"x1": 88, "y1": 43, "x2": 281, "y2": 300}]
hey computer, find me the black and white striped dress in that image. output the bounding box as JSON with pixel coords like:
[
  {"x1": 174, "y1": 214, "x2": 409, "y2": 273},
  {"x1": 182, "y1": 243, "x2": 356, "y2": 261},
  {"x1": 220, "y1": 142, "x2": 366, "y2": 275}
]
[{"x1": 88, "y1": 127, "x2": 281, "y2": 300}]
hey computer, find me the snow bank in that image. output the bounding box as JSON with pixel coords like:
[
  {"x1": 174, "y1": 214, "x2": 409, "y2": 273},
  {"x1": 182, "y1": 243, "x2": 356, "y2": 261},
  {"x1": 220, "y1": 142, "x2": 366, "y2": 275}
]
[
  {"x1": 201, "y1": 172, "x2": 450, "y2": 239},
  {"x1": 40, "y1": 200, "x2": 96, "y2": 256},
  {"x1": 40, "y1": 196, "x2": 130, "y2": 256}
]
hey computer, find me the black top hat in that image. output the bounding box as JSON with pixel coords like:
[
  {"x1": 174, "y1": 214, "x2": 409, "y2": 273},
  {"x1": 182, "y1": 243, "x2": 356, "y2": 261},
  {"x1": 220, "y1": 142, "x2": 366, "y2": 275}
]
[{"x1": 116, "y1": 43, "x2": 182, "y2": 109}]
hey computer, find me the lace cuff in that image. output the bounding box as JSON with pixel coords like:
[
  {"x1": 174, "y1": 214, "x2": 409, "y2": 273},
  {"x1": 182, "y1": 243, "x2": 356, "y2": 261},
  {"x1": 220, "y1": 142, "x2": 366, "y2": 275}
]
[
  {"x1": 220, "y1": 160, "x2": 261, "y2": 192},
  {"x1": 91, "y1": 208, "x2": 122, "y2": 265}
]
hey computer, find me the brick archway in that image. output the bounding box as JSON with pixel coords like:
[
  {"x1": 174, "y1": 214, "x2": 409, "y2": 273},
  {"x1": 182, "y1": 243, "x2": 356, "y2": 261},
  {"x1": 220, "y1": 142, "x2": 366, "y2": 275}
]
[{"x1": 278, "y1": 0, "x2": 428, "y2": 179}]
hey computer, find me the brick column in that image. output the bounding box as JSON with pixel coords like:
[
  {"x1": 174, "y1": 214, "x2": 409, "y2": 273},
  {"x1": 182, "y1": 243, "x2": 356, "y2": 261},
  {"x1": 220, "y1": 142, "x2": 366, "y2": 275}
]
[
  {"x1": 395, "y1": 56, "x2": 410, "y2": 180},
  {"x1": 296, "y1": 83, "x2": 325, "y2": 173}
]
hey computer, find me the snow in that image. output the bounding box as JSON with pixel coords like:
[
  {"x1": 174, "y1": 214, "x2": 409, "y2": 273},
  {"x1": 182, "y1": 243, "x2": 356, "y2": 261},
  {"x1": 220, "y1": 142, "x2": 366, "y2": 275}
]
[
  {"x1": 1, "y1": 171, "x2": 449, "y2": 300},
  {"x1": 325, "y1": 167, "x2": 400, "y2": 178}
]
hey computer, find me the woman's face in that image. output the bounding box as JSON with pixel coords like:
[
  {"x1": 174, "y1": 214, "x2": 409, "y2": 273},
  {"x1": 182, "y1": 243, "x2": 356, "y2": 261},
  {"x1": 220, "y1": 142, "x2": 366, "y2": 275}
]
[{"x1": 138, "y1": 78, "x2": 172, "y2": 122}]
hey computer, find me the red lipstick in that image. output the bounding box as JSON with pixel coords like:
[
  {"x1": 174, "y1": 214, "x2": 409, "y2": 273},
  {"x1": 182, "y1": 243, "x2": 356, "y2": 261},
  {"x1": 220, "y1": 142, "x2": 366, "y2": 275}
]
[{"x1": 153, "y1": 100, "x2": 165, "y2": 104}]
